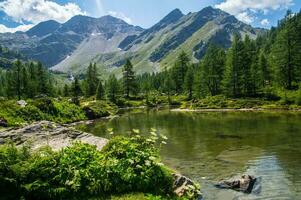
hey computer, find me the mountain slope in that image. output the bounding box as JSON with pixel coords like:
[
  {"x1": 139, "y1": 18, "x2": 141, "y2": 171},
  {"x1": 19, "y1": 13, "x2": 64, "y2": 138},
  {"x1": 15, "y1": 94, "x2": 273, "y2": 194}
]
[
  {"x1": 89, "y1": 6, "x2": 265, "y2": 75},
  {"x1": 0, "y1": 15, "x2": 143, "y2": 68},
  {"x1": 0, "y1": 6, "x2": 265, "y2": 75}
]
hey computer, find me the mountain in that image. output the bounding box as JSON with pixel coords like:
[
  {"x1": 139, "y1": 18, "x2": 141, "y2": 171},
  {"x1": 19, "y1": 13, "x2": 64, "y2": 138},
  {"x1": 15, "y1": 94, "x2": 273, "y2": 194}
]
[
  {"x1": 0, "y1": 6, "x2": 265, "y2": 74},
  {"x1": 0, "y1": 15, "x2": 143, "y2": 68},
  {"x1": 84, "y1": 6, "x2": 265, "y2": 74}
]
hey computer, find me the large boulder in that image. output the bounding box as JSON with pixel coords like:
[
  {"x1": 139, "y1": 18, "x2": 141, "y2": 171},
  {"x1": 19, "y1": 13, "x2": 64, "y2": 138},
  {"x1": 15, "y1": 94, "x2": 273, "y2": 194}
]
[{"x1": 0, "y1": 121, "x2": 108, "y2": 151}]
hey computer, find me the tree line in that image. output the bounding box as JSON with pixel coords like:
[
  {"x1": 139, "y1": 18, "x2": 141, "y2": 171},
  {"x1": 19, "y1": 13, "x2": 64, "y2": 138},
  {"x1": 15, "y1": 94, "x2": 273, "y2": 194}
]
[{"x1": 0, "y1": 10, "x2": 300, "y2": 103}]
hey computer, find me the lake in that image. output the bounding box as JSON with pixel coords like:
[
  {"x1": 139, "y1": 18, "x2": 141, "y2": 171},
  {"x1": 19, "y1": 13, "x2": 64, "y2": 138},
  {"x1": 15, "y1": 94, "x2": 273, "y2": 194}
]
[{"x1": 77, "y1": 109, "x2": 301, "y2": 199}]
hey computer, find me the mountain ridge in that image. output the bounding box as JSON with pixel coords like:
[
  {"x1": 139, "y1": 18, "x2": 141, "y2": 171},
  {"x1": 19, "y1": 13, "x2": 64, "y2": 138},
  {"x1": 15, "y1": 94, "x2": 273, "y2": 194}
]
[{"x1": 0, "y1": 6, "x2": 266, "y2": 75}]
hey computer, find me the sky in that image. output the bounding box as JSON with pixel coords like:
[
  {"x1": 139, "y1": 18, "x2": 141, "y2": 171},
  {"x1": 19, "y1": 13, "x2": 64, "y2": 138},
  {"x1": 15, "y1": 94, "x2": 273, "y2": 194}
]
[{"x1": 0, "y1": 0, "x2": 300, "y2": 33}]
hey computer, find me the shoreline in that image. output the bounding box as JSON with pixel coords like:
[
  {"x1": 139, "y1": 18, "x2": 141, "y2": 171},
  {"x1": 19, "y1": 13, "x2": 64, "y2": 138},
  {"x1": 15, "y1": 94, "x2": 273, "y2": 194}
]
[{"x1": 171, "y1": 108, "x2": 301, "y2": 112}]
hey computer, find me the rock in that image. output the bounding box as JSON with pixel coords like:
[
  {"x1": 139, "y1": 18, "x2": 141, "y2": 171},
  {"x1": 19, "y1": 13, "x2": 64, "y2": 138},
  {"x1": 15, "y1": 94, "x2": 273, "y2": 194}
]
[
  {"x1": 17, "y1": 100, "x2": 27, "y2": 107},
  {"x1": 215, "y1": 175, "x2": 257, "y2": 193},
  {"x1": 0, "y1": 121, "x2": 108, "y2": 151},
  {"x1": 172, "y1": 173, "x2": 202, "y2": 199},
  {"x1": 0, "y1": 118, "x2": 8, "y2": 127}
]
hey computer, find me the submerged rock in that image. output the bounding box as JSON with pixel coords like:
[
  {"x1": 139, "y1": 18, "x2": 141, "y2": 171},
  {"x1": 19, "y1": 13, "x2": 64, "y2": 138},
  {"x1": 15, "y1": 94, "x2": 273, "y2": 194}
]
[
  {"x1": 173, "y1": 173, "x2": 202, "y2": 199},
  {"x1": 215, "y1": 175, "x2": 257, "y2": 193},
  {"x1": 0, "y1": 121, "x2": 108, "y2": 151}
]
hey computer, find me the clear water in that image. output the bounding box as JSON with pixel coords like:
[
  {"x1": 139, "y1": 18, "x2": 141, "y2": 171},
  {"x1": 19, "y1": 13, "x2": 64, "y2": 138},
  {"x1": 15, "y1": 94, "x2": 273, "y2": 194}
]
[{"x1": 77, "y1": 110, "x2": 301, "y2": 200}]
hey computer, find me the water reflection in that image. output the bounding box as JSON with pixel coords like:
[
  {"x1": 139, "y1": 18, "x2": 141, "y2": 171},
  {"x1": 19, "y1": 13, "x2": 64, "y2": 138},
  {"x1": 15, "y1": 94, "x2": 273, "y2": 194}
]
[{"x1": 77, "y1": 110, "x2": 301, "y2": 199}]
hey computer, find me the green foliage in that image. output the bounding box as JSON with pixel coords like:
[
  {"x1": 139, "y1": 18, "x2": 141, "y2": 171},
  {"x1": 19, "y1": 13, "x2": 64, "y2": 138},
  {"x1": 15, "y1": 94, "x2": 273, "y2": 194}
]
[
  {"x1": 0, "y1": 98, "x2": 87, "y2": 126},
  {"x1": 82, "y1": 101, "x2": 116, "y2": 119},
  {"x1": 122, "y1": 59, "x2": 137, "y2": 98},
  {"x1": 0, "y1": 133, "x2": 176, "y2": 199}
]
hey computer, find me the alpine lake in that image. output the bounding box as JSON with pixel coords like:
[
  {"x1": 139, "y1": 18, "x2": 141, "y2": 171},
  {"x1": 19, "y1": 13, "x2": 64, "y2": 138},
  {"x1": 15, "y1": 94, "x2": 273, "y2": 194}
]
[{"x1": 76, "y1": 109, "x2": 301, "y2": 200}]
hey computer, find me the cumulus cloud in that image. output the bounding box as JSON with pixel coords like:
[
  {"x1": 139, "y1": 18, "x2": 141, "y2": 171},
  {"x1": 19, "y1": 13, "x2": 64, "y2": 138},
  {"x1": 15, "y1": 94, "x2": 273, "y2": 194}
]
[
  {"x1": 261, "y1": 18, "x2": 270, "y2": 26},
  {"x1": 215, "y1": 0, "x2": 293, "y2": 24},
  {"x1": 0, "y1": 24, "x2": 34, "y2": 33},
  {"x1": 236, "y1": 12, "x2": 254, "y2": 24},
  {"x1": 108, "y1": 11, "x2": 133, "y2": 24},
  {"x1": 0, "y1": 0, "x2": 86, "y2": 24}
]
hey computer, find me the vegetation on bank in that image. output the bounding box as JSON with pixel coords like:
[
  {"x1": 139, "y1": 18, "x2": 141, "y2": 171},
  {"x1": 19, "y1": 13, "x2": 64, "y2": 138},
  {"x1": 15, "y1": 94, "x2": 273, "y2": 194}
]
[
  {"x1": 0, "y1": 131, "x2": 197, "y2": 200},
  {"x1": 0, "y1": 98, "x2": 117, "y2": 127}
]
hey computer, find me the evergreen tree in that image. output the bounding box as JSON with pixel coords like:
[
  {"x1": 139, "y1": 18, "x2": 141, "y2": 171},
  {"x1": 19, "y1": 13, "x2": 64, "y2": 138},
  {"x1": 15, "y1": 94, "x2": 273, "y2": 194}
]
[
  {"x1": 222, "y1": 34, "x2": 245, "y2": 97},
  {"x1": 37, "y1": 62, "x2": 49, "y2": 95},
  {"x1": 72, "y1": 77, "x2": 82, "y2": 105},
  {"x1": 270, "y1": 10, "x2": 301, "y2": 89},
  {"x1": 258, "y1": 51, "x2": 270, "y2": 88},
  {"x1": 107, "y1": 75, "x2": 119, "y2": 102},
  {"x1": 86, "y1": 63, "x2": 99, "y2": 96},
  {"x1": 172, "y1": 51, "x2": 190, "y2": 93},
  {"x1": 63, "y1": 84, "x2": 70, "y2": 97},
  {"x1": 96, "y1": 80, "x2": 105, "y2": 100},
  {"x1": 242, "y1": 35, "x2": 256, "y2": 96},
  {"x1": 199, "y1": 44, "x2": 225, "y2": 96},
  {"x1": 184, "y1": 66, "x2": 194, "y2": 99},
  {"x1": 21, "y1": 65, "x2": 29, "y2": 98},
  {"x1": 122, "y1": 59, "x2": 136, "y2": 98},
  {"x1": 12, "y1": 60, "x2": 22, "y2": 100}
]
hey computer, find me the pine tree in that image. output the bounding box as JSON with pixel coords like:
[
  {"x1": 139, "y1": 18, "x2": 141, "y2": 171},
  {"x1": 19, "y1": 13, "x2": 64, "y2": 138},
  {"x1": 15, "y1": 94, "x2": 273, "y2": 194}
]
[
  {"x1": 199, "y1": 44, "x2": 225, "y2": 96},
  {"x1": 270, "y1": 10, "x2": 301, "y2": 89},
  {"x1": 72, "y1": 77, "x2": 82, "y2": 105},
  {"x1": 86, "y1": 63, "x2": 99, "y2": 97},
  {"x1": 172, "y1": 51, "x2": 190, "y2": 93},
  {"x1": 96, "y1": 80, "x2": 105, "y2": 100},
  {"x1": 21, "y1": 66, "x2": 29, "y2": 98},
  {"x1": 107, "y1": 75, "x2": 119, "y2": 102},
  {"x1": 63, "y1": 84, "x2": 70, "y2": 97},
  {"x1": 12, "y1": 60, "x2": 23, "y2": 100},
  {"x1": 242, "y1": 35, "x2": 256, "y2": 96},
  {"x1": 37, "y1": 62, "x2": 49, "y2": 95},
  {"x1": 222, "y1": 34, "x2": 244, "y2": 97},
  {"x1": 184, "y1": 66, "x2": 194, "y2": 99},
  {"x1": 122, "y1": 59, "x2": 136, "y2": 98}
]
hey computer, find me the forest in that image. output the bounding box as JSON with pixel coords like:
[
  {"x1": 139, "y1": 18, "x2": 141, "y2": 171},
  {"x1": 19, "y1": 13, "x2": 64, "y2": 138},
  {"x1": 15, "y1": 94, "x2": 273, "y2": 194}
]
[{"x1": 0, "y1": 11, "x2": 300, "y2": 107}]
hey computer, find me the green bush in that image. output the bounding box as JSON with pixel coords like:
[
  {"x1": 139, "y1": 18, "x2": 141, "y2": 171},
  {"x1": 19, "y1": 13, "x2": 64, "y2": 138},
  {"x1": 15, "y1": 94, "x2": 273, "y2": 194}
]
[
  {"x1": 82, "y1": 101, "x2": 116, "y2": 120},
  {"x1": 0, "y1": 134, "x2": 175, "y2": 199}
]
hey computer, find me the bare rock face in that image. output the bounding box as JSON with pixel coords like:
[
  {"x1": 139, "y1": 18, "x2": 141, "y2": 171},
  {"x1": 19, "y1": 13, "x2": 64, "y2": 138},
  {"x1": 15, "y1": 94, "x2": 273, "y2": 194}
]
[{"x1": 0, "y1": 121, "x2": 108, "y2": 151}]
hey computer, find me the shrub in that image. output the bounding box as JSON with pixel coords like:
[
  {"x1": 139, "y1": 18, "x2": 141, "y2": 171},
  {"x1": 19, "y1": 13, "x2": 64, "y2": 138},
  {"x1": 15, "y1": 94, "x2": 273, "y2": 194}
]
[
  {"x1": 82, "y1": 101, "x2": 115, "y2": 120},
  {"x1": 0, "y1": 132, "x2": 175, "y2": 199}
]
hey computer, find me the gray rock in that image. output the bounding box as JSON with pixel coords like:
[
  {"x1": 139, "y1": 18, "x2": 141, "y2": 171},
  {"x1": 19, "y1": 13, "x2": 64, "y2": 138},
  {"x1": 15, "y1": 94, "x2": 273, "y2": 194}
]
[
  {"x1": 0, "y1": 121, "x2": 108, "y2": 151},
  {"x1": 172, "y1": 173, "x2": 202, "y2": 199},
  {"x1": 17, "y1": 100, "x2": 27, "y2": 107},
  {"x1": 215, "y1": 175, "x2": 257, "y2": 194}
]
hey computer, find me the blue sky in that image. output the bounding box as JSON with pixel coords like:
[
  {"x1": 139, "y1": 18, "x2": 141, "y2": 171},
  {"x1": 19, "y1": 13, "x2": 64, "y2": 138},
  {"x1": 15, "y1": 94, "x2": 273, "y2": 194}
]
[{"x1": 0, "y1": 0, "x2": 300, "y2": 32}]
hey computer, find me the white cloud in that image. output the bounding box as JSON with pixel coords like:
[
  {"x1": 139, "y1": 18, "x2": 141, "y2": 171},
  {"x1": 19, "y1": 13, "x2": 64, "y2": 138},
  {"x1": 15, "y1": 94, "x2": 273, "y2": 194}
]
[
  {"x1": 0, "y1": 24, "x2": 34, "y2": 33},
  {"x1": 108, "y1": 11, "x2": 133, "y2": 24},
  {"x1": 215, "y1": 0, "x2": 293, "y2": 24},
  {"x1": 236, "y1": 12, "x2": 254, "y2": 24},
  {"x1": 0, "y1": 0, "x2": 86, "y2": 24},
  {"x1": 261, "y1": 18, "x2": 270, "y2": 26}
]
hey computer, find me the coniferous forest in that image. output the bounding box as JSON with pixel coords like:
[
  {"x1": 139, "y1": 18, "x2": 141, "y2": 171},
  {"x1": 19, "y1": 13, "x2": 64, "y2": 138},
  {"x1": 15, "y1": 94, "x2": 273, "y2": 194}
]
[{"x1": 1, "y1": 11, "x2": 300, "y2": 105}]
